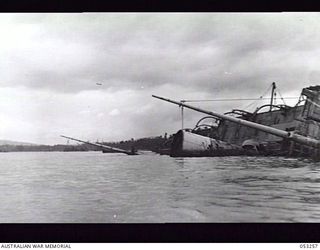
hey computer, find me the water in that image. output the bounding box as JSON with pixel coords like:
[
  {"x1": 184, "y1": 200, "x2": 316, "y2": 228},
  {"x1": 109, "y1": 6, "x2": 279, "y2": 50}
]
[{"x1": 0, "y1": 151, "x2": 319, "y2": 222}]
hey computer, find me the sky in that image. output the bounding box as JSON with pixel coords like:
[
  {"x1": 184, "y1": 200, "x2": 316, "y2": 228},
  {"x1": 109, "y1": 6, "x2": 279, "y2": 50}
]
[{"x1": 1, "y1": 13, "x2": 320, "y2": 145}]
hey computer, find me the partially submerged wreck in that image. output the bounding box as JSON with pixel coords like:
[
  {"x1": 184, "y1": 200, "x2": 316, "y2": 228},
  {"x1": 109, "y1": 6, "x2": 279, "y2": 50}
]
[
  {"x1": 153, "y1": 84, "x2": 320, "y2": 160},
  {"x1": 60, "y1": 135, "x2": 139, "y2": 155}
]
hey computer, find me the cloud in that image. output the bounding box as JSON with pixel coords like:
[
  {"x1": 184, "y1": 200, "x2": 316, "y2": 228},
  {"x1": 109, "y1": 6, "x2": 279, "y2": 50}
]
[
  {"x1": 108, "y1": 109, "x2": 120, "y2": 116},
  {"x1": 1, "y1": 13, "x2": 319, "y2": 96},
  {"x1": 1, "y1": 13, "x2": 320, "y2": 144}
]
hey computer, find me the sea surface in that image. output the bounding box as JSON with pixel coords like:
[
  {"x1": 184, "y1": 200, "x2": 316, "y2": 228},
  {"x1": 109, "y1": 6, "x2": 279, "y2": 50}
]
[{"x1": 0, "y1": 151, "x2": 319, "y2": 223}]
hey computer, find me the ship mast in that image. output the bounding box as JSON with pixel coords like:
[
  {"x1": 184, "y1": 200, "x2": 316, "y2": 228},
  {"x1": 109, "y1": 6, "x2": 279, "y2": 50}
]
[
  {"x1": 270, "y1": 82, "x2": 276, "y2": 111},
  {"x1": 181, "y1": 100, "x2": 185, "y2": 130}
]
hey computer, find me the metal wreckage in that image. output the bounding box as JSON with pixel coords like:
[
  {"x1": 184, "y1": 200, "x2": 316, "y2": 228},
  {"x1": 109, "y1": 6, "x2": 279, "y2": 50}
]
[
  {"x1": 153, "y1": 83, "x2": 320, "y2": 160},
  {"x1": 62, "y1": 83, "x2": 320, "y2": 161}
]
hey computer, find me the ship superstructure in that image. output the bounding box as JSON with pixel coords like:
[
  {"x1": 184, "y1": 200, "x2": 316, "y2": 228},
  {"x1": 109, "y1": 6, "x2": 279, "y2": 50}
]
[{"x1": 153, "y1": 84, "x2": 320, "y2": 159}]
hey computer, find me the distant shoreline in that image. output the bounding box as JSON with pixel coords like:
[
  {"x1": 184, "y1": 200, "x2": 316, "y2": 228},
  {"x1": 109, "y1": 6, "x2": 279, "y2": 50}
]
[{"x1": 0, "y1": 134, "x2": 171, "y2": 153}]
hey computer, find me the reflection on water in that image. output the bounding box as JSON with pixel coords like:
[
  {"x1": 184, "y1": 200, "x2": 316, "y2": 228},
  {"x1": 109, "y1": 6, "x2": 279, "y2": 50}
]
[{"x1": 0, "y1": 152, "x2": 319, "y2": 222}]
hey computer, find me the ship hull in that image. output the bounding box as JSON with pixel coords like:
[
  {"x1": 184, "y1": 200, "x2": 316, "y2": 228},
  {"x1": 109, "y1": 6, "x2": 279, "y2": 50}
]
[{"x1": 170, "y1": 130, "x2": 247, "y2": 157}]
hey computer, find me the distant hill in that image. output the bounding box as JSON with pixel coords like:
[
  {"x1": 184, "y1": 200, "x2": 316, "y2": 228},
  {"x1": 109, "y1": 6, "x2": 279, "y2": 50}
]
[{"x1": 0, "y1": 140, "x2": 37, "y2": 146}]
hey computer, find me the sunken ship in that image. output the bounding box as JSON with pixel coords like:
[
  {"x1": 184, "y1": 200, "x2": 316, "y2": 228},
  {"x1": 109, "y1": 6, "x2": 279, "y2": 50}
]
[{"x1": 153, "y1": 83, "x2": 320, "y2": 160}]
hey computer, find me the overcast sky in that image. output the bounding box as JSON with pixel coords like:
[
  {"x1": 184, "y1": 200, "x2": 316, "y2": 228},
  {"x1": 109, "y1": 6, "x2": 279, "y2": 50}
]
[{"x1": 1, "y1": 13, "x2": 320, "y2": 145}]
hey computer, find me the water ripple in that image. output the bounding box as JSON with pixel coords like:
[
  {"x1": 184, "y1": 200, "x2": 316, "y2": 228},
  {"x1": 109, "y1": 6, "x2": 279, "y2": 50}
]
[{"x1": 0, "y1": 152, "x2": 319, "y2": 222}]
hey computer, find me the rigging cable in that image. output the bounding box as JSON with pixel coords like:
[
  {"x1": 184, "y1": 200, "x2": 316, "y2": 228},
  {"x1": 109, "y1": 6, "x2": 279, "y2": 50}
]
[
  {"x1": 276, "y1": 87, "x2": 287, "y2": 106},
  {"x1": 180, "y1": 97, "x2": 298, "y2": 102},
  {"x1": 241, "y1": 83, "x2": 274, "y2": 111}
]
